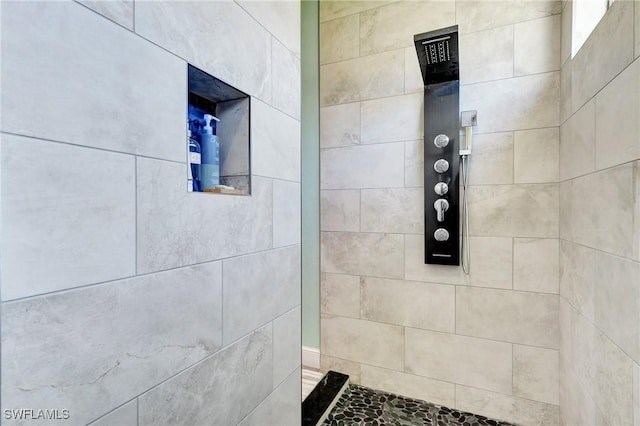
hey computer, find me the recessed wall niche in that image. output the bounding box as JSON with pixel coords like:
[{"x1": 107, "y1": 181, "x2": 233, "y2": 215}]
[{"x1": 187, "y1": 64, "x2": 251, "y2": 195}]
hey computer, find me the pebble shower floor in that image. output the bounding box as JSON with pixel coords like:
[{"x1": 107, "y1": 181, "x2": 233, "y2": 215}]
[{"x1": 322, "y1": 384, "x2": 517, "y2": 426}]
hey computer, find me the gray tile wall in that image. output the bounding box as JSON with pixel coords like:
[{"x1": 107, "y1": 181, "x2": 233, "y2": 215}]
[
  {"x1": 0, "y1": 1, "x2": 301, "y2": 424},
  {"x1": 319, "y1": 0, "x2": 562, "y2": 423},
  {"x1": 559, "y1": 1, "x2": 640, "y2": 425}
]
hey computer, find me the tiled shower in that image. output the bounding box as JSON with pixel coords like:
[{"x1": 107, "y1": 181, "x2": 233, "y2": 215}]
[
  {"x1": 0, "y1": 0, "x2": 638, "y2": 425},
  {"x1": 318, "y1": 0, "x2": 639, "y2": 425}
]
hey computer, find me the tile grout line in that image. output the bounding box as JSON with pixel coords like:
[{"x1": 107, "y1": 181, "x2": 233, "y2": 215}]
[
  {"x1": 0, "y1": 131, "x2": 186, "y2": 165},
  {"x1": 3, "y1": 244, "x2": 301, "y2": 304},
  {"x1": 326, "y1": 312, "x2": 560, "y2": 352}
]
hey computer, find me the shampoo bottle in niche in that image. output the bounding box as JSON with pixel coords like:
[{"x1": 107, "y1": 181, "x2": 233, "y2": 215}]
[
  {"x1": 187, "y1": 121, "x2": 201, "y2": 192},
  {"x1": 200, "y1": 113, "x2": 220, "y2": 191}
]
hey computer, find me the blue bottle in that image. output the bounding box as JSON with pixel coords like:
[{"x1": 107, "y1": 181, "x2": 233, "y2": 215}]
[
  {"x1": 188, "y1": 124, "x2": 201, "y2": 192},
  {"x1": 200, "y1": 114, "x2": 220, "y2": 190}
]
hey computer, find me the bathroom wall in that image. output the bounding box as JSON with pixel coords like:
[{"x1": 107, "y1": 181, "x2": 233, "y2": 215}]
[
  {"x1": 319, "y1": 0, "x2": 562, "y2": 424},
  {"x1": 0, "y1": 1, "x2": 301, "y2": 425},
  {"x1": 559, "y1": 1, "x2": 640, "y2": 425}
]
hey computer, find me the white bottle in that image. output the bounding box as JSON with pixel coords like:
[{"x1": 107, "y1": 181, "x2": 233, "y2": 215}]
[{"x1": 200, "y1": 114, "x2": 220, "y2": 190}]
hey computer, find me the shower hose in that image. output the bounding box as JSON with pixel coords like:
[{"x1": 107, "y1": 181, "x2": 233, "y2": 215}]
[{"x1": 460, "y1": 153, "x2": 471, "y2": 274}]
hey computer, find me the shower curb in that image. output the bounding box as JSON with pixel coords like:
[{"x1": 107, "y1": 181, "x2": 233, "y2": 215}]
[{"x1": 301, "y1": 370, "x2": 349, "y2": 426}]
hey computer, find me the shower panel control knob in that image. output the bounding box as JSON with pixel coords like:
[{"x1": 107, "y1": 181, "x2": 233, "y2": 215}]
[
  {"x1": 434, "y1": 134, "x2": 450, "y2": 148},
  {"x1": 434, "y1": 228, "x2": 450, "y2": 242},
  {"x1": 434, "y1": 199, "x2": 450, "y2": 222},
  {"x1": 434, "y1": 159, "x2": 449, "y2": 173},
  {"x1": 434, "y1": 182, "x2": 449, "y2": 195}
]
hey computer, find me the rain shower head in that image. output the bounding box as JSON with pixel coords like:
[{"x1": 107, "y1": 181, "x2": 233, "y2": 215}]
[{"x1": 414, "y1": 25, "x2": 459, "y2": 86}]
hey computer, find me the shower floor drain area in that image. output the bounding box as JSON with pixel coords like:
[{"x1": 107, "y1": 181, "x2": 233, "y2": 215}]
[{"x1": 322, "y1": 384, "x2": 517, "y2": 426}]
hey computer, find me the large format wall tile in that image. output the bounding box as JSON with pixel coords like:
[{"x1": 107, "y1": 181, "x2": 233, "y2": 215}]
[
  {"x1": 513, "y1": 238, "x2": 559, "y2": 294},
  {"x1": 559, "y1": 361, "x2": 605, "y2": 426},
  {"x1": 359, "y1": 0, "x2": 455, "y2": 56},
  {"x1": 405, "y1": 328, "x2": 512, "y2": 394},
  {"x1": 595, "y1": 58, "x2": 640, "y2": 170},
  {"x1": 560, "y1": 0, "x2": 572, "y2": 65},
  {"x1": 321, "y1": 143, "x2": 405, "y2": 189},
  {"x1": 455, "y1": 386, "x2": 560, "y2": 426},
  {"x1": 89, "y1": 400, "x2": 137, "y2": 426},
  {"x1": 321, "y1": 273, "x2": 361, "y2": 318},
  {"x1": 636, "y1": 0, "x2": 640, "y2": 58},
  {"x1": 320, "y1": 14, "x2": 359, "y2": 65},
  {"x1": 592, "y1": 248, "x2": 640, "y2": 363},
  {"x1": 137, "y1": 160, "x2": 272, "y2": 274},
  {"x1": 514, "y1": 15, "x2": 561, "y2": 76},
  {"x1": 559, "y1": 240, "x2": 596, "y2": 322},
  {"x1": 466, "y1": 132, "x2": 514, "y2": 185},
  {"x1": 635, "y1": 362, "x2": 640, "y2": 426},
  {"x1": 360, "y1": 188, "x2": 423, "y2": 234},
  {"x1": 319, "y1": 0, "x2": 397, "y2": 22},
  {"x1": 513, "y1": 345, "x2": 559, "y2": 405},
  {"x1": 461, "y1": 72, "x2": 560, "y2": 134},
  {"x1": 456, "y1": 286, "x2": 559, "y2": 349},
  {"x1": 404, "y1": 140, "x2": 424, "y2": 187},
  {"x1": 404, "y1": 47, "x2": 424, "y2": 94},
  {"x1": 405, "y1": 235, "x2": 513, "y2": 289},
  {"x1": 459, "y1": 26, "x2": 514, "y2": 85},
  {"x1": 456, "y1": 0, "x2": 560, "y2": 34},
  {"x1": 320, "y1": 190, "x2": 361, "y2": 232},
  {"x1": 273, "y1": 180, "x2": 301, "y2": 248},
  {"x1": 636, "y1": 160, "x2": 640, "y2": 262},
  {"x1": 239, "y1": 368, "x2": 301, "y2": 426},
  {"x1": 1, "y1": 135, "x2": 135, "y2": 300},
  {"x1": 571, "y1": 0, "x2": 635, "y2": 110},
  {"x1": 564, "y1": 304, "x2": 635, "y2": 425},
  {"x1": 360, "y1": 93, "x2": 423, "y2": 143},
  {"x1": 321, "y1": 232, "x2": 404, "y2": 279},
  {"x1": 135, "y1": 0, "x2": 271, "y2": 101},
  {"x1": 322, "y1": 315, "x2": 404, "y2": 370},
  {"x1": 77, "y1": 0, "x2": 134, "y2": 30},
  {"x1": 252, "y1": 99, "x2": 301, "y2": 182},
  {"x1": 361, "y1": 365, "x2": 455, "y2": 408},
  {"x1": 138, "y1": 325, "x2": 272, "y2": 426},
  {"x1": 2, "y1": 263, "x2": 223, "y2": 425},
  {"x1": 273, "y1": 307, "x2": 301, "y2": 387},
  {"x1": 1, "y1": 1, "x2": 185, "y2": 162},
  {"x1": 223, "y1": 246, "x2": 300, "y2": 345},
  {"x1": 563, "y1": 164, "x2": 635, "y2": 258},
  {"x1": 361, "y1": 277, "x2": 455, "y2": 332},
  {"x1": 320, "y1": 50, "x2": 404, "y2": 106},
  {"x1": 237, "y1": 0, "x2": 301, "y2": 58},
  {"x1": 467, "y1": 184, "x2": 559, "y2": 238},
  {"x1": 560, "y1": 55, "x2": 573, "y2": 124},
  {"x1": 320, "y1": 103, "x2": 361, "y2": 148},
  {"x1": 271, "y1": 38, "x2": 301, "y2": 120},
  {"x1": 559, "y1": 98, "x2": 596, "y2": 180},
  {"x1": 321, "y1": 355, "x2": 362, "y2": 384},
  {"x1": 514, "y1": 128, "x2": 559, "y2": 184}
]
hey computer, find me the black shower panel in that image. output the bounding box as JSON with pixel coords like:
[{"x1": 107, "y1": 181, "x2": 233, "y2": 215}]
[{"x1": 414, "y1": 26, "x2": 460, "y2": 265}]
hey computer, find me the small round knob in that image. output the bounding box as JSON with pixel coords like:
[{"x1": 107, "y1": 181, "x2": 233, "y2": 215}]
[
  {"x1": 434, "y1": 228, "x2": 450, "y2": 242},
  {"x1": 434, "y1": 159, "x2": 449, "y2": 173},
  {"x1": 434, "y1": 182, "x2": 449, "y2": 195},
  {"x1": 434, "y1": 134, "x2": 450, "y2": 148}
]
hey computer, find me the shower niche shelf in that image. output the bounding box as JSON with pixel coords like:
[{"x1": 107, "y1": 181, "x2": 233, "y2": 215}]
[{"x1": 187, "y1": 64, "x2": 251, "y2": 195}]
